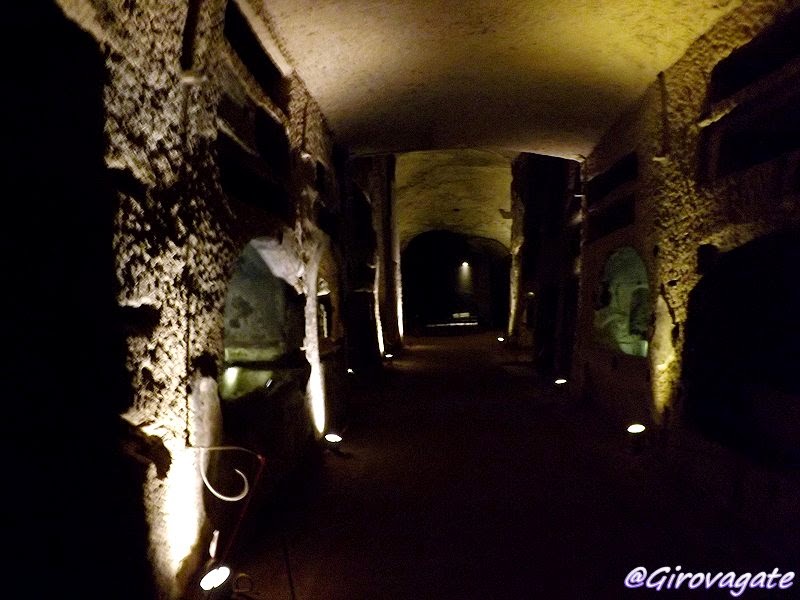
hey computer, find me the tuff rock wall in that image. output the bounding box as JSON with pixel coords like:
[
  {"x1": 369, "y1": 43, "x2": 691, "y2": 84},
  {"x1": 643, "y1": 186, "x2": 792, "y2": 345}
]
[
  {"x1": 577, "y1": 0, "x2": 800, "y2": 425},
  {"x1": 53, "y1": 1, "x2": 342, "y2": 597},
  {"x1": 575, "y1": 0, "x2": 800, "y2": 548}
]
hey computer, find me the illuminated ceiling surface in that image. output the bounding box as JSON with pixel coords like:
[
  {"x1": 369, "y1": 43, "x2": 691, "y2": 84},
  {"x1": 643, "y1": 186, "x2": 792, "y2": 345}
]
[
  {"x1": 262, "y1": 0, "x2": 741, "y2": 158},
  {"x1": 395, "y1": 149, "x2": 514, "y2": 250}
]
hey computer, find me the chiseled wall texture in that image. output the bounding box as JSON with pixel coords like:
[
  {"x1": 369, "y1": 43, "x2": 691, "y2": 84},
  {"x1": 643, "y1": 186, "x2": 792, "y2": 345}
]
[
  {"x1": 395, "y1": 149, "x2": 514, "y2": 252},
  {"x1": 578, "y1": 0, "x2": 800, "y2": 424},
  {"x1": 56, "y1": 1, "x2": 340, "y2": 597},
  {"x1": 575, "y1": 0, "x2": 800, "y2": 532}
]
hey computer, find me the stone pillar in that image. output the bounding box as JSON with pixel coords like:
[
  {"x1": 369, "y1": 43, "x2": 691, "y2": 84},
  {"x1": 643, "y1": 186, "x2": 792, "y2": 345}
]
[{"x1": 508, "y1": 156, "x2": 529, "y2": 344}]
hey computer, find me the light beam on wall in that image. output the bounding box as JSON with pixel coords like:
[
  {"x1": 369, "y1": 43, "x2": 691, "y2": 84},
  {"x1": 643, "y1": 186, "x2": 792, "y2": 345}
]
[
  {"x1": 163, "y1": 442, "x2": 205, "y2": 579},
  {"x1": 374, "y1": 262, "x2": 386, "y2": 356},
  {"x1": 309, "y1": 360, "x2": 326, "y2": 434},
  {"x1": 306, "y1": 283, "x2": 326, "y2": 435},
  {"x1": 300, "y1": 241, "x2": 328, "y2": 436},
  {"x1": 396, "y1": 288, "x2": 404, "y2": 340}
]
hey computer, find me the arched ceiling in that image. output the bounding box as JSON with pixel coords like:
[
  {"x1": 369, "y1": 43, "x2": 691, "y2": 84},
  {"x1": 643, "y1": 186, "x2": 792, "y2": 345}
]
[
  {"x1": 260, "y1": 0, "x2": 741, "y2": 158},
  {"x1": 395, "y1": 149, "x2": 513, "y2": 250}
]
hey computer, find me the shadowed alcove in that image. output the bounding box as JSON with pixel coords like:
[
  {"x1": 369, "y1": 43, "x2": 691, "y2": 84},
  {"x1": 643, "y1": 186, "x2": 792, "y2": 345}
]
[
  {"x1": 219, "y1": 239, "x2": 311, "y2": 462},
  {"x1": 683, "y1": 229, "x2": 800, "y2": 466},
  {"x1": 593, "y1": 246, "x2": 650, "y2": 357}
]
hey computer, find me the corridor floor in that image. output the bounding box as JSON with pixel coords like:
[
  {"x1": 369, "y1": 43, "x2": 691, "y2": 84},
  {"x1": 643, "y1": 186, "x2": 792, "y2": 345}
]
[{"x1": 227, "y1": 333, "x2": 797, "y2": 599}]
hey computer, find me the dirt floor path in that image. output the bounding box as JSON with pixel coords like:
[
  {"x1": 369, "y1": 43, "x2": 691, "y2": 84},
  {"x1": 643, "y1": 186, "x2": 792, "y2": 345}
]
[{"x1": 227, "y1": 333, "x2": 796, "y2": 599}]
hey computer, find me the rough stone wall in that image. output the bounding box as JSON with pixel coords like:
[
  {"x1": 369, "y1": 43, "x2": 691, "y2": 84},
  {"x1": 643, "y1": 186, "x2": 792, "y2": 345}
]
[
  {"x1": 578, "y1": 0, "x2": 800, "y2": 425},
  {"x1": 350, "y1": 155, "x2": 402, "y2": 351},
  {"x1": 340, "y1": 160, "x2": 383, "y2": 371},
  {"x1": 55, "y1": 2, "x2": 234, "y2": 596},
  {"x1": 510, "y1": 154, "x2": 581, "y2": 370},
  {"x1": 575, "y1": 0, "x2": 800, "y2": 541},
  {"x1": 55, "y1": 1, "x2": 341, "y2": 597},
  {"x1": 507, "y1": 156, "x2": 528, "y2": 342},
  {"x1": 12, "y1": 4, "x2": 161, "y2": 598}
]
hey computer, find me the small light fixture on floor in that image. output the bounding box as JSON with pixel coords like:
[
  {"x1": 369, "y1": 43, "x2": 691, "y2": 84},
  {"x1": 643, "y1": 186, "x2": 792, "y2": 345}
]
[
  {"x1": 497, "y1": 336, "x2": 505, "y2": 342},
  {"x1": 384, "y1": 353, "x2": 394, "y2": 359},
  {"x1": 627, "y1": 423, "x2": 646, "y2": 454},
  {"x1": 554, "y1": 378, "x2": 567, "y2": 385},
  {"x1": 346, "y1": 368, "x2": 354, "y2": 374},
  {"x1": 324, "y1": 433, "x2": 342, "y2": 444},
  {"x1": 323, "y1": 432, "x2": 346, "y2": 457},
  {"x1": 200, "y1": 564, "x2": 231, "y2": 591}
]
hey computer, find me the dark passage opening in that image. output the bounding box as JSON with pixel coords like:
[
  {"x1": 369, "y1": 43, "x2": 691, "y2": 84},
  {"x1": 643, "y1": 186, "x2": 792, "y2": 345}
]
[
  {"x1": 682, "y1": 229, "x2": 800, "y2": 466},
  {"x1": 402, "y1": 230, "x2": 510, "y2": 334}
]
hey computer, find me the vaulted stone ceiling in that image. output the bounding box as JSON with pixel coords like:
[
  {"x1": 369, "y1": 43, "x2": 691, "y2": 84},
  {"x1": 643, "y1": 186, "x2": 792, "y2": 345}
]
[
  {"x1": 395, "y1": 149, "x2": 514, "y2": 250},
  {"x1": 261, "y1": 0, "x2": 741, "y2": 158}
]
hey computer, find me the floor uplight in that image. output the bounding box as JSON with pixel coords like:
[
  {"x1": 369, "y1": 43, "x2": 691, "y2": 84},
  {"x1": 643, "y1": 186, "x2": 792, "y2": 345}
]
[
  {"x1": 627, "y1": 423, "x2": 647, "y2": 455},
  {"x1": 200, "y1": 565, "x2": 230, "y2": 591}
]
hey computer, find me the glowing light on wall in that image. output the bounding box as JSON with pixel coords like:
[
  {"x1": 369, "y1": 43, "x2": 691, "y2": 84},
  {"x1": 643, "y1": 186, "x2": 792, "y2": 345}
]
[
  {"x1": 627, "y1": 423, "x2": 646, "y2": 434},
  {"x1": 324, "y1": 433, "x2": 342, "y2": 443},
  {"x1": 650, "y1": 295, "x2": 676, "y2": 418},
  {"x1": 392, "y1": 198, "x2": 404, "y2": 341},
  {"x1": 374, "y1": 263, "x2": 385, "y2": 356},
  {"x1": 308, "y1": 359, "x2": 326, "y2": 434},
  {"x1": 555, "y1": 378, "x2": 567, "y2": 385},
  {"x1": 304, "y1": 284, "x2": 326, "y2": 434},
  {"x1": 396, "y1": 288, "x2": 404, "y2": 340},
  {"x1": 375, "y1": 302, "x2": 385, "y2": 356},
  {"x1": 303, "y1": 246, "x2": 328, "y2": 436},
  {"x1": 162, "y1": 441, "x2": 205, "y2": 579}
]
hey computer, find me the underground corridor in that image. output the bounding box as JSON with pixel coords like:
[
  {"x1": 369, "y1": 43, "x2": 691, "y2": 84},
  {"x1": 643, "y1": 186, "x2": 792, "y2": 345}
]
[
  {"x1": 224, "y1": 333, "x2": 797, "y2": 599},
  {"x1": 13, "y1": 2, "x2": 800, "y2": 599}
]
